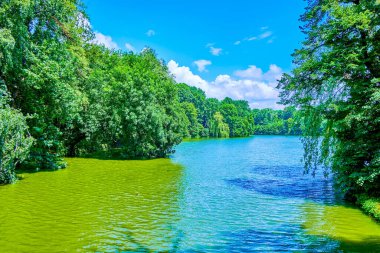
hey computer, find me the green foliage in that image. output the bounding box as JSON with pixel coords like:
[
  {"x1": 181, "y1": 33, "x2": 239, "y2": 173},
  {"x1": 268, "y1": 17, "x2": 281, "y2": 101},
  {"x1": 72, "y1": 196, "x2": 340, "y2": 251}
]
[
  {"x1": 278, "y1": 0, "x2": 380, "y2": 195},
  {"x1": 76, "y1": 47, "x2": 186, "y2": 158},
  {"x1": 0, "y1": 85, "x2": 33, "y2": 184},
  {"x1": 357, "y1": 195, "x2": 380, "y2": 222},
  {"x1": 220, "y1": 98, "x2": 250, "y2": 137},
  {"x1": 252, "y1": 107, "x2": 302, "y2": 135},
  {"x1": 0, "y1": 0, "x2": 90, "y2": 170},
  {"x1": 211, "y1": 112, "x2": 230, "y2": 138},
  {"x1": 181, "y1": 102, "x2": 202, "y2": 138},
  {"x1": 177, "y1": 83, "x2": 255, "y2": 138}
]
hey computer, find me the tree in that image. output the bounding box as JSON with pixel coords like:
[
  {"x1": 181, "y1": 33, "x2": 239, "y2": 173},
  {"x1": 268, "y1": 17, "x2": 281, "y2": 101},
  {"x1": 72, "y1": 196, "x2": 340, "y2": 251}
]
[
  {"x1": 210, "y1": 112, "x2": 230, "y2": 138},
  {"x1": 220, "y1": 98, "x2": 254, "y2": 137},
  {"x1": 0, "y1": 85, "x2": 33, "y2": 184},
  {"x1": 0, "y1": 0, "x2": 90, "y2": 169},
  {"x1": 80, "y1": 47, "x2": 186, "y2": 158},
  {"x1": 181, "y1": 102, "x2": 202, "y2": 138},
  {"x1": 278, "y1": 0, "x2": 380, "y2": 196},
  {"x1": 252, "y1": 107, "x2": 301, "y2": 135},
  {"x1": 177, "y1": 84, "x2": 259, "y2": 138}
]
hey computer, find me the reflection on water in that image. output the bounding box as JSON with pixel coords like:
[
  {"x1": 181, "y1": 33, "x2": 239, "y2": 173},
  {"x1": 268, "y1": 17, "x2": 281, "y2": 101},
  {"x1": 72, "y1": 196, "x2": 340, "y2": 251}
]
[
  {"x1": 0, "y1": 158, "x2": 184, "y2": 252},
  {"x1": 0, "y1": 136, "x2": 380, "y2": 252}
]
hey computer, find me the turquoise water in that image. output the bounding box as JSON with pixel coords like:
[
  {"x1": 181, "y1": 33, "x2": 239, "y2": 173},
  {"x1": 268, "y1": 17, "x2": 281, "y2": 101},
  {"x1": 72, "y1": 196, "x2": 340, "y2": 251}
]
[
  {"x1": 170, "y1": 136, "x2": 380, "y2": 252},
  {"x1": 0, "y1": 136, "x2": 379, "y2": 252}
]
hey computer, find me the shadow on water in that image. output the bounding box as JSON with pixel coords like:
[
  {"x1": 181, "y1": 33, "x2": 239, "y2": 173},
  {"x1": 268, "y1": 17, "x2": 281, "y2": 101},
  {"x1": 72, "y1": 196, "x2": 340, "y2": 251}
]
[
  {"x1": 219, "y1": 227, "x2": 380, "y2": 253},
  {"x1": 337, "y1": 237, "x2": 380, "y2": 253},
  {"x1": 219, "y1": 225, "x2": 338, "y2": 252},
  {"x1": 224, "y1": 165, "x2": 380, "y2": 251},
  {"x1": 226, "y1": 165, "x2": 340, "y2": 204}
]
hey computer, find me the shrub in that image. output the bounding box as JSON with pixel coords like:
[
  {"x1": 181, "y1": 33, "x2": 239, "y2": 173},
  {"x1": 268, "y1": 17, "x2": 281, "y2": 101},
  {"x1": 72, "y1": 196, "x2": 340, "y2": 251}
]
[{"x1": 0, "y1": 88, "x2": 33, "y2": 184}]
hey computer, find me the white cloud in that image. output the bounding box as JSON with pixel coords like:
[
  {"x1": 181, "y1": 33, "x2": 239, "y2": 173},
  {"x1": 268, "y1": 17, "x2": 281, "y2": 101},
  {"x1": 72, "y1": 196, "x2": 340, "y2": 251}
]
[
  {"x1": 146, "y1": 29, "x2": 156, "y2": 37},
  {"x1": 259, "y1": 31, "x2": 273, "y2": 39},
  {"x1": 168, "y1": 60, "x2": 284, "y2": 109},
  {"x1": 234, "y1": 64, "x2": 283, "y2": 87},
  {"x1": 206, "y1": 43, "x2": 222, "y2": 56},
  {"x1": 125, "y1": 43, "x2": 135, "y2": 52},
  {"x1": 237, "y1": 28, "x2": 275, "y2": 45},
  {"x1": 234, "y1": 40, "x2": 241, "y2": 45},
  {"x1": 167, "y1": 60, "x2": 209, "y2": 91},
  {"x1": 234, "y1": 65, "x2": 263, "y2": 79},
  {"x1": 193, "y1": 60, "x2": 212, "y2": 72},
  {"x1": 92, "y1": 32, "x2": 118, "y2": 49},
  {"x1": 210, "y1": 46, "x2": 222, "y2": 56},
  {"x1": 263, "y1": 64, "x2": 283, "y2": 87}
]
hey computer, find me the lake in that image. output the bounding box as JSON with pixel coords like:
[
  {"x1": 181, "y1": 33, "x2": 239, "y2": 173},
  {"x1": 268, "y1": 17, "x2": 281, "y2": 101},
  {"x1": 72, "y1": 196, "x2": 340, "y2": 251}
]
[{"x1": 0, "y1": 136, "x2": 379, "y2": 252}]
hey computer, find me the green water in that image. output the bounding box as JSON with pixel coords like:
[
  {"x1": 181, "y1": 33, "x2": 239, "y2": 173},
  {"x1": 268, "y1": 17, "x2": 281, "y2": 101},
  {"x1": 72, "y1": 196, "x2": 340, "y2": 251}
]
[{"x1": 0, "y1": 136, "x2": 379, "y2": 252}]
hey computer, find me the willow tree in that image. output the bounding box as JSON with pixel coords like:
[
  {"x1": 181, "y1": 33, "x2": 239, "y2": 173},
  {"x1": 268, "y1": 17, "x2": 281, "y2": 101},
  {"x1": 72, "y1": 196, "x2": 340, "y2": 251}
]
[
  {"x1": 278, "y1": 0, "x2": 380, "y2": 197},
  {"x1": 210, "y1": 112, "x2": 230, "y2": 138}
]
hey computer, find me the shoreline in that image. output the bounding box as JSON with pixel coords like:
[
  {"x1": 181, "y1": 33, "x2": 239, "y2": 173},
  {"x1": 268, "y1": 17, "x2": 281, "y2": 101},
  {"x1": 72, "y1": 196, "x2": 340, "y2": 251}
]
[{"x1": 357, "y1": 195, "x2": 380, "y2": 222}]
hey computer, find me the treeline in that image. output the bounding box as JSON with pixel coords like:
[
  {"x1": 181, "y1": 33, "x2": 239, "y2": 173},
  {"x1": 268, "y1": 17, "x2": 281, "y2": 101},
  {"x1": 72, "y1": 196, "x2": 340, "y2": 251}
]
[
  {"x1": 252, "y1": 107, "x2": 302, "y2": 135},
  {"x1": 178, "y1": 83, "x2": 301, "y2": 138},
  {"x1": 178, "y1": 83, "x2": 253, "y2": 138},
  {"x1": 0, "y1": 0, "x2": 301, "y2": 184}
]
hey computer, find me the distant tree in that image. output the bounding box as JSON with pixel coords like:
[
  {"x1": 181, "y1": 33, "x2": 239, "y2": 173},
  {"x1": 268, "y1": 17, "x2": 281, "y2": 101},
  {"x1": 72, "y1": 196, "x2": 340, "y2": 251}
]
[
  {"x1": 176, "y1": 84, "x2": 301, "y2": 139},
  {"x1": 181, "y1": 102, "x2": 202, "y2": 138},
  {"x1": 220, "y1": 98, "x2": 254, "y2": 137},
  {"x1": 210, "y1": 112, "x2": 230, "y2": 138},
  {"x1": 252, "y1": 107, "x2": 301, "y2": 135}
]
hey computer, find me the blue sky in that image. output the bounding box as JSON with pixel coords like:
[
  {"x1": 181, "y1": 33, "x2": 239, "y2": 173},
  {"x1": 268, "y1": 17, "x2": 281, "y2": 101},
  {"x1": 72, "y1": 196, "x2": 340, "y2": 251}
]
[{"x1": 84, "y1": 0, "x2": 306, "y2": 108}]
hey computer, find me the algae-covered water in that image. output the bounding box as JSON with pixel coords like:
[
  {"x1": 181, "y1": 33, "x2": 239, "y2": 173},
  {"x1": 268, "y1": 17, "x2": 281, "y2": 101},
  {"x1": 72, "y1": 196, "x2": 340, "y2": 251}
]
[{"x1": 0, "y1": 136, "x2": 379, "y2": 252}]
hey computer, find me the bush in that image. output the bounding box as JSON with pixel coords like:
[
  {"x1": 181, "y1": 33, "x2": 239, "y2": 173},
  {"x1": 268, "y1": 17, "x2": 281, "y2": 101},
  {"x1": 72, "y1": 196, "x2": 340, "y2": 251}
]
[
  {"x1": 0, "y1": 106, "x2": 34, "y2": 184},
  {"x1": 357, "y1": 195, "x2": 380, "y2": 222},
  {"x1": 0, "y1": 85, "x2": 33, "y2": 184}
]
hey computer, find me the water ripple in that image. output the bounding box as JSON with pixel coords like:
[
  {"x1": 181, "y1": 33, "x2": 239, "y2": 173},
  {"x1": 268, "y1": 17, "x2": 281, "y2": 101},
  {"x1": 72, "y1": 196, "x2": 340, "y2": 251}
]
[{"x1": 0, "y1": 136, "x2": 379, "y2": 252}]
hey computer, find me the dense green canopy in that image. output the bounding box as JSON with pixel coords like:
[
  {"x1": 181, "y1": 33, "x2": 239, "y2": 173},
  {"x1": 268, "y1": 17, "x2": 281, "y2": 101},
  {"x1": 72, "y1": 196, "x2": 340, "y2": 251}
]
[
  {"x1": 0, "y1": 0, "x2": 91, "y2": 171},
  {"x1": 80, "y1": 46, "x2": 186, "y2": 158},
  {"x1": 177, "y1": 83, "x2": 255, "y2": 138},
  {"x1": 278, "y1": 0, "x2": 379, "y2": 196},
  {"x1": 252, "y1": 106, "x2": 302, "y2": 135},
  {"x1": 177, "y1": 83, "x2": 301, "y2": 138}
]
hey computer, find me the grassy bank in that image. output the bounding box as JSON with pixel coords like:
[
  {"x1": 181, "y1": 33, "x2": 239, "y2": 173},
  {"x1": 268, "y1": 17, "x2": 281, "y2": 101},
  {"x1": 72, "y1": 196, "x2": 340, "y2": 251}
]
[{"x1": 357, "y1": 195, "x2": 380, "y2": 222}]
